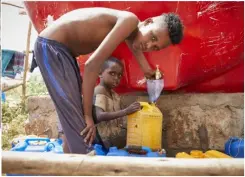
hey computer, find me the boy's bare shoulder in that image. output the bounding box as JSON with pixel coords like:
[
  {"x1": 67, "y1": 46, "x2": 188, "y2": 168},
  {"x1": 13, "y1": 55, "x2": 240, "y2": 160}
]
[{"x1": 94, "y1": 85, "x2": 107, "y2": 95}]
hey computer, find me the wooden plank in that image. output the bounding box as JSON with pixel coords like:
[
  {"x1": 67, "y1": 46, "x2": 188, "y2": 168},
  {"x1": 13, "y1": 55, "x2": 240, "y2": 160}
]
[
  {"x1": 2, "y1": 151, "x2": 244, "y2": 176},
  {"x1": 2, "y1": 82, "x2": 23, "y2": 92}
]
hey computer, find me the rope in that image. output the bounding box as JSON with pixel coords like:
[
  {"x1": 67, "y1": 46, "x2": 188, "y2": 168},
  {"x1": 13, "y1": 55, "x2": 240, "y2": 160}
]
[{"x1": 1, "y1": 2, "x2": 24, "y2": 9}]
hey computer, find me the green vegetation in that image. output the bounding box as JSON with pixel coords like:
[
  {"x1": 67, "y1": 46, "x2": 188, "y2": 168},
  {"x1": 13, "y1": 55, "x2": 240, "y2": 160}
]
[{"x1": 1, "y1": 74, "x2": 48, "y2": 150}]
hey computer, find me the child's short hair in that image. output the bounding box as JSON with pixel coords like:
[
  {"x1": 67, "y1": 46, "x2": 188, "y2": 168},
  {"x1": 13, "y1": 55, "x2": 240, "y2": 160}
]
[
  {"x1": 101, "y1": 57, "x2": 124, "y2": 73},
  {"x1": 162, "y1": 13, "x2": 184, "y2": 44}
]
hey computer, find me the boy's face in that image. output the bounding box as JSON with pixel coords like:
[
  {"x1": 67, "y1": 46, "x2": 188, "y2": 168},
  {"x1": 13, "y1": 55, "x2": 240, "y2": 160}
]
[
  {"x1": 100, "y1": 62, "x2": 123, "y2": 89},
  {"x1": 132, "y1": 17, "x2": 171, "y2": 52}
]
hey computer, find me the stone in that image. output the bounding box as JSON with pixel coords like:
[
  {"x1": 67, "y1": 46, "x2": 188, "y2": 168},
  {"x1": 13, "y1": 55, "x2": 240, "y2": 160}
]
[{"x1": 25, "y1": 96, "x2": 59, "y2": 138}]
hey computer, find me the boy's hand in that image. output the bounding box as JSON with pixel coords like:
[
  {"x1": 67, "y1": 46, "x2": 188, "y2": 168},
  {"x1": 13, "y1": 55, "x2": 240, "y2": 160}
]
[
  {"x1": 125, "y1": 102, "x2": 141, "y2": 115},
  {"x1": 80, "y1": 116, "x2": 96, "y2": 146}
]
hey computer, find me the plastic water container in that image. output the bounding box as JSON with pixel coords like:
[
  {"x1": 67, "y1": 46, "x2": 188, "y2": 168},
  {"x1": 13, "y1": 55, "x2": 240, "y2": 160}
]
[
  {"x1": 2, "y1": 92, "x2": 6, "y2": 102},
  {"x1": 176, "y1": 150, "x2": 232, "y2": 158},
  {"x1": 176, "y1": 152, "x2": 194, "y2": 158},
  {"x1": 107, "y1": 146, "x2": 166, "y2": 157},
  {"x1": 7, "y1": 137, "x2": 63, "y2": 176},
  {"x1": 204, "y1": 150, "x2": 232, "y2": 158},
  {"x1": 11, "y1": 135, "x2": 40, "y2": 148},
  {"x1": 190, "y1": 150, "x2": 205, "y2": 158},
  {"x1": 107, "y1": 147, "x2": 129, "y2": 156},
  {"x1": 10, "y1": 137, "x2": 63, "y2": 153},
  {"x1": 93, "y1": 144, "x2": 107, "y2": 156},
  {"x1": 225, "y1": 137, "x2": 244, "y2": 158},
  {"x1": 127, "y1": 102, "x2": 163, "y2": 151}
]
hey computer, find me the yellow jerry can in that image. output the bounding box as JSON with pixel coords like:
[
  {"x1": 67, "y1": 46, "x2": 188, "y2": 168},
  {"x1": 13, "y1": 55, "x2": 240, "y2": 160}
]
[
  {"x1": 176, "y1": 152, "x2": 194, "y2": 158},
  {"x1": 204, "y1": 150, "x2": 232, "y2": 158},
  {"x1": 127, "y1": 102, "x2": 163, "y2": 151}
]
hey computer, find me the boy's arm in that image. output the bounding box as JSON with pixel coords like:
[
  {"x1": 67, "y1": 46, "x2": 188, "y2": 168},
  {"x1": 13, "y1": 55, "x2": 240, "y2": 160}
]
[
  {"x1": 125, "y1": 40, "x2": 155, "y2": 78},
  {"x1": 95, "y1": 107, "x2": 127, "y2": 123},
  {"x1": 95, "y1": 102, "x2": 141, "y2": 123},
  {"x1": 82, "y1": 12, "x2": 139, "y2": 143}
]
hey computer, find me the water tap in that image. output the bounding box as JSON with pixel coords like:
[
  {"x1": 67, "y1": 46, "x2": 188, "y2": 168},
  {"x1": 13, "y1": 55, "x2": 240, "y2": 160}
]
[{"x1": 155, "y1": 65, "x2": 163, "y2": 80}]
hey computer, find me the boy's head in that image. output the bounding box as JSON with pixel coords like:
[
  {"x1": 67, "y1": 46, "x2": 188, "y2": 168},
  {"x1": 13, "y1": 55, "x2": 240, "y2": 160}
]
[
  {"x1": 99, "y1": 57, "x2": 124, "y2": 89},
  {"x1": 132, "y1": 13, "x2": 184, "y2": 52}
]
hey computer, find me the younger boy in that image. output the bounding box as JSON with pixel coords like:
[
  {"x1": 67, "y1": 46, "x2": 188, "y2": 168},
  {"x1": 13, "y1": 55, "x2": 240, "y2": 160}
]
[
  {"x1": 60, "y1": 57, "x2": 139, "y2": 152},
  {"x1": 93, "y1": 57, "x2": 141, "y2": 149}
]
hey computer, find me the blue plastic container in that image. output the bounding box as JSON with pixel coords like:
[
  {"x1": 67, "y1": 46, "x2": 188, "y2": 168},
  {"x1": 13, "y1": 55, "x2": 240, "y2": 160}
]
[
  {"x1": 7, "y1": 137, "x2": 63, "y2": 176},
  {"x1": 2, "y1": 92, "x2": 6, "y2": 102},
  {"x1": 10, "y1": 137, "x2": 63, "y2": 153},
  {"x1": 93, "y1": 144, "x2": 107, "y2": 156},
  {"x1": 107, "y1": 146, "x2": 166, "y2": 157},
  {"x1": 107, "y1": 147, "x2": 129, "y2": 156},
  {"x1": 225, "y1": 137, "x2": 244, "y2": 158}
]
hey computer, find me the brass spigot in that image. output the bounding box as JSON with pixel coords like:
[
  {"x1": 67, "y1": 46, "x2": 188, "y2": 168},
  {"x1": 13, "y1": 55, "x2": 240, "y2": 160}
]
[{"x1": 155, "y1": 65, "x2": 162, "y2": 80}]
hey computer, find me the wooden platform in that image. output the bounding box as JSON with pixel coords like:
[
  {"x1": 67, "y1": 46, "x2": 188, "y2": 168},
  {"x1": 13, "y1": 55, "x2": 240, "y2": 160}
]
[{"x1": 2, "y1": 151, "x2": 244, "y2": 176}]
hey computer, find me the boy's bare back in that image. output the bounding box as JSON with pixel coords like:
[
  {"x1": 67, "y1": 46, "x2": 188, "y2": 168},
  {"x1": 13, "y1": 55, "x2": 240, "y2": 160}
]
[{"x1": 40, "y1": 8, "x2": 138, "y2": 56}]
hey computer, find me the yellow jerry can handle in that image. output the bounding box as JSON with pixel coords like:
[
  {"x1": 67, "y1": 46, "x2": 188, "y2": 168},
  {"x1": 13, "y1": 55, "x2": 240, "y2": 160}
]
[{"x1": 139, "y1": 102, "x2": 155, "y2": 111}]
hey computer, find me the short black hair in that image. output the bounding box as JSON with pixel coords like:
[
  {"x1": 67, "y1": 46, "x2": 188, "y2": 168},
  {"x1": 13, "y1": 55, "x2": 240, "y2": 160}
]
[
  {"x1": 101, "y1": 57, "x2": 124, "y2": 73},
  {"x1": 163, "y1": 13, "x2": 184, "y2": 44}
]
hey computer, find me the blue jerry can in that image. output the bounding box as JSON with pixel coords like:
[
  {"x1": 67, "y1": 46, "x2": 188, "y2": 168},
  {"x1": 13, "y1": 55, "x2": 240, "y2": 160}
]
[
  {"x1": 107, "y1": 146, "x2": 166, "y2": 157},
  {"x1": 8, "y1": 137, "x2": 63, "y2": 176},
  {"x1": 225, "y1": 137, "x2": 244, "y2": 158},
  {"x1": 93, "y1": 144, "x2": 107, "y2": 156},
  {"x1": 107, "y1": 147, "x2": 129, "y2": 156},
  {"x1": 11, "y1": 137, "x2": 63, "y2": 153}
]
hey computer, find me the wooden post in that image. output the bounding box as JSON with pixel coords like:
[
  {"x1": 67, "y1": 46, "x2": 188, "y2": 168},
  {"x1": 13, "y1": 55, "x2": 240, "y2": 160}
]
[
  {"x1": 2, "y1": 151, "x2": 244, "y2": 176},
  {"x1": 21, "y1": 21, "x2": 32, "y2": 109}
]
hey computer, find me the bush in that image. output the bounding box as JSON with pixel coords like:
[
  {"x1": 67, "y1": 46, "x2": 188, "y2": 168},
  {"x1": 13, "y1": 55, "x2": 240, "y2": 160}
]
[
  {"x1": 2, "y1": 102, "x2": 28, "y2": 150},
  {"x1": 2, "y1": 73, "x2": 48, "y2": 150}
]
